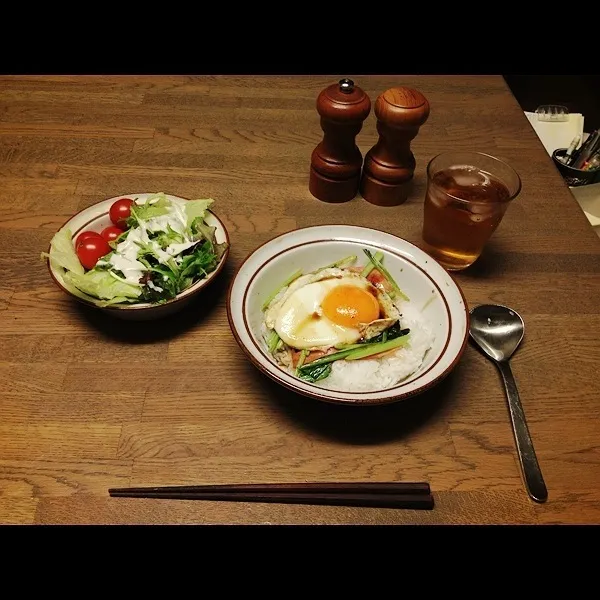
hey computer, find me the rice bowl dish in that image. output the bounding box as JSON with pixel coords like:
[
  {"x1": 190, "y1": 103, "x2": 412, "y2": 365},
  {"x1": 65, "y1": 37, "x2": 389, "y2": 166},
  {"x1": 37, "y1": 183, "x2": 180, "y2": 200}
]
[
  {"x1": 260, "y1": 252, "x2": 435, "y2": 393},
  {"x1": 227, "y1": 225, "x2": 469, "y2": 406}
]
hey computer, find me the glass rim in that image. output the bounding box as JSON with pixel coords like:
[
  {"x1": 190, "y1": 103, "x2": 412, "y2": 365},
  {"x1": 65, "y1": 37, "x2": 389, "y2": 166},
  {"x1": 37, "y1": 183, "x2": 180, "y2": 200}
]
[{"x1": 426, "y1": 151, "x2": 522, "y2": 204}]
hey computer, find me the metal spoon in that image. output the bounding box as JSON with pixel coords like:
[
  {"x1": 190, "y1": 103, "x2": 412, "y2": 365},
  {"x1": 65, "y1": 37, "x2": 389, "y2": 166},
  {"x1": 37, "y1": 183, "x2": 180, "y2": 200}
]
[{"x1": 469, "y1": 304, "x2": 548, "y2": 503}]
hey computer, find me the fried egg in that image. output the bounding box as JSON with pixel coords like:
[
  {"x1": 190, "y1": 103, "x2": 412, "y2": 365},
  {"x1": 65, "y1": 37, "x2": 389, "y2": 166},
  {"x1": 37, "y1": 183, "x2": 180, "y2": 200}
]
[{"x1": 271, "y1": 274, "x2": 384, "y2": 350}]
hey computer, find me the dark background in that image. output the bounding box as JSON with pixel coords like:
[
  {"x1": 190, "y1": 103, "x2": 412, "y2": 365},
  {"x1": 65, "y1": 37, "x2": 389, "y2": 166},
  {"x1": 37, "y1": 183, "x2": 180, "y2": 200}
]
[{"x1": 503, "y1": 75, "x2": 600, "y2": 133}]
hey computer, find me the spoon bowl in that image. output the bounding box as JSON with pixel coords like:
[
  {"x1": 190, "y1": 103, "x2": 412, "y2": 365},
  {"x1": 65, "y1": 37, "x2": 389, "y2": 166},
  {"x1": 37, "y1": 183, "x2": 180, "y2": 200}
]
[
  {"x1": 469, "y1": 304, "x2": 524, "y2": 362},
  {"x1": 469, "y1": 304, "x2": 548, "y2": 503}
]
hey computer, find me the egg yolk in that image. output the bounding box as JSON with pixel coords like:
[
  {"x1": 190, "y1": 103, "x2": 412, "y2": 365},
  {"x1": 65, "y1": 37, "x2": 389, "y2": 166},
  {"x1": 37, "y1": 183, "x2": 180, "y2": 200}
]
[{"x1": 321, "y1": 284, "x2": 380, "y2": 328}]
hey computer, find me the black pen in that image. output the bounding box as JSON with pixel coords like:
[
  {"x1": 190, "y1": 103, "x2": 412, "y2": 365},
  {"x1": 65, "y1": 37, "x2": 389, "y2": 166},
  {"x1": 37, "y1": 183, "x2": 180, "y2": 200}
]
[{"x1": 571, "y1": 129, "x2": 600, "y2": 169}]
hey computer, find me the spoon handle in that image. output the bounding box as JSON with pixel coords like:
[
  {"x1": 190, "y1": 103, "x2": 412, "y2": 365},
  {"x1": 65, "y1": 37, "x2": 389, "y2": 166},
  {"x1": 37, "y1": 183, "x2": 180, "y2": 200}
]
[{"x1": 497, "y1": 361, "x2": 548, "y2": 503}]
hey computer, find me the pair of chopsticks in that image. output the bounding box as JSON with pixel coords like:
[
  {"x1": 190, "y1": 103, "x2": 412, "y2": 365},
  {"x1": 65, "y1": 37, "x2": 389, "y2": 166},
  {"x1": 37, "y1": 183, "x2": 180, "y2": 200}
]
[{"x1": 108, "y1": 481, "x2": 434, "y2": 509}]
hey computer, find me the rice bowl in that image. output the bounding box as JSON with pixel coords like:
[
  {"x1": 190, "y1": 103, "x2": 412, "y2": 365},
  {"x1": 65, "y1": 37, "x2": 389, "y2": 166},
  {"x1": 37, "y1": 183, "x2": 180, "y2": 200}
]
[{"x1": 227, "y1": 225, "x2": 469, "y2": 406}]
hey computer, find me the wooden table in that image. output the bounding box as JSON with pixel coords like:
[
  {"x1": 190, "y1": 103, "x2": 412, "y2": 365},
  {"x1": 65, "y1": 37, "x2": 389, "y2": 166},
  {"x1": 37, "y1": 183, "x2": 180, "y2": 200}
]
[{"x1": 1, "y1": 74, "x2": 599, "y2": 525}]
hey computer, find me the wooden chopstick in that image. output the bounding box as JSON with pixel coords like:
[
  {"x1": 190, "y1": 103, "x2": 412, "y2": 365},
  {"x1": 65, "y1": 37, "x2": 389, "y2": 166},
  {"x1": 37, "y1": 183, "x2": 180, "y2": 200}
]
[{"x1": 108, "y1": 482, "x2": 434, "y2": 510}]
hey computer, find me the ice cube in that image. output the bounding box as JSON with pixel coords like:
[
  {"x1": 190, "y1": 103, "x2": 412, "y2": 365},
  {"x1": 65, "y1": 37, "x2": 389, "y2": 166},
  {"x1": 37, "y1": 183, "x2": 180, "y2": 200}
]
[
  {"x1": 470, "y1": 202, "x2": 495, "y2": 214},
  {"x1": 427, "y1": 187, "x2": 450, "y2": 209},
  {"x1": 452, "y1": 166, "x2": 487, "y2": 187}
]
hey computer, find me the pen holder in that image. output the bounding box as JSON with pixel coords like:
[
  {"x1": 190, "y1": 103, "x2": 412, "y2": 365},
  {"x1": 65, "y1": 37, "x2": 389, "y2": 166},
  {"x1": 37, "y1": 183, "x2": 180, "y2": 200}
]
[{"x1": 552, "y1": 148, "x2": 600, "y2": 187}]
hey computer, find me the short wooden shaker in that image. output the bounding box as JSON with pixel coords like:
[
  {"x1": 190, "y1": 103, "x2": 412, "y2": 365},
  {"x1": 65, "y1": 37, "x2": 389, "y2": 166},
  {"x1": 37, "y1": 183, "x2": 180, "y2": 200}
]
[
  {"x1": 359, "y1": 87, "x2": 430, "y2": 206},
  {"x1": 309, "y1": 78, "x2": 371, "y2": 203}
]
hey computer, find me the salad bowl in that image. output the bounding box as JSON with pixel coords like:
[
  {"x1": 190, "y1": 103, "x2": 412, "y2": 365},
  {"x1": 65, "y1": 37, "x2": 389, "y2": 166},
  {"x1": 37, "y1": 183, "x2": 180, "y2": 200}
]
[
  {"x1": 227, "y1": 225, "x2": 469, "y2": 406},
  {"x1": 45, "y1": 192, "x2": 230, "y2": 320}
]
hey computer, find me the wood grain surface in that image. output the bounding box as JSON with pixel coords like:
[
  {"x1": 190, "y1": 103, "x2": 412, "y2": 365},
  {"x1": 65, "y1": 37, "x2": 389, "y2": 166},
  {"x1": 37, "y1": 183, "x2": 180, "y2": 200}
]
[{"x1": 1, "y1": 74, "x2": 599, "y2": 525}]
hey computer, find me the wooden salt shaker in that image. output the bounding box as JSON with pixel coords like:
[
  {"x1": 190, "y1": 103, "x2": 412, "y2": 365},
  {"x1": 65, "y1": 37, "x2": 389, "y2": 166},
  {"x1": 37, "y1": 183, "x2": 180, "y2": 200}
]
[
  {"x1": 309, "y1": 78, "x2": 371, "y2": 203},
  {"x1": 359, "y1": 86, "x2": 430, "y2": 206}
]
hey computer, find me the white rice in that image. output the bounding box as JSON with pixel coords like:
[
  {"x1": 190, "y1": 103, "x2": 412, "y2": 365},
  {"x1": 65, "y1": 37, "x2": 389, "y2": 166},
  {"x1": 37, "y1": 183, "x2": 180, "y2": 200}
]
[{"x1": 311, "y1": 300, "x2": 434, "y2": 392}]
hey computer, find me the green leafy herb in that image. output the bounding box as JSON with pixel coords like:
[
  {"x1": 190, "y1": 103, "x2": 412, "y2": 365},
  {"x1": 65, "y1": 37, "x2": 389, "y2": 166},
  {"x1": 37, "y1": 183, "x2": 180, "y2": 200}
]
[
  {"x1": 295, "y1": 349, "x2": 309, "y2": 371},
  {"x1": 296, "y1": 347, "x2": 360, "y2": 371},
  {"x1": 297, "y1": 362, "x2": 332, "y2": 383},
  {"x1": 297, "y1": 331, "x2": 411, "y2": 379},
  {"x1": 179, "y1": 241, "x2": 218, "y2": 280},
  {"x1": 364, "y1": 322, "x2": 410, "y2": 344},
  {"x1": 344, "y1": 334, "x2": 411, "y2": 361},
  {"x1": 126, "y1": 193, "x2": 171, "y2": 227},
  {"x1": 333, "y1": 342, "x2": 367, "y2": 350},
  {"x1": 154, "y1": 224, "x2": 185, "y2": 248},
  {"x1": 360, "y1": 250, "x2": 383, "y2": 277},
  {"x1": 266, "y1": 330, "x2": 280, "y2": 353},
  {"x1": 185, "y1": 199, "x2": 214, "y2": 228},
  {"x1": 363, "y1": 249, "x2": 409, "y2": 301}
]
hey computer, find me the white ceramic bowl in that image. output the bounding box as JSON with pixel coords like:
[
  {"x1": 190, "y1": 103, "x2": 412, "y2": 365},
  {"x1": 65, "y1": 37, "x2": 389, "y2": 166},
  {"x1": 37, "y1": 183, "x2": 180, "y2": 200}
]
[
  {"x1": 227, "y1": 225, "x2": 469, "y2": 405},
  {"x1": 47, "y1": 192, "x2": 230, "y2": 320}
]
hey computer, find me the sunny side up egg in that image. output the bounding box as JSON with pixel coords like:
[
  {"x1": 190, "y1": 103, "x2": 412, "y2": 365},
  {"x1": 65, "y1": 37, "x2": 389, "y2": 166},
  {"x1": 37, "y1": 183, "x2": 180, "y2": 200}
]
[{"x1": 273, "y1": 275, "x2": 381, "y2": 350}]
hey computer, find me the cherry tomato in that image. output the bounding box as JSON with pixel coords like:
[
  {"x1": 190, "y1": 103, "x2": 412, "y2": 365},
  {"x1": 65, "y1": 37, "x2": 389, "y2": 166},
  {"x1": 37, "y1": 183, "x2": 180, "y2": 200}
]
[
  {"x1": 109, "y1": 198, "x2": 134, "y2": 230},
  {"x1": 367, "y1": 269, "x2": 393, "y2": 294},
  {"x1": 76, "y1": 236, "x2": 111, "y2": 270},
  {"x1": 101, "y1": 225, "x2": 124, "y2": 243},
  {"x1": 75, "y1": 230, "x2": 103, "y2": 248}
]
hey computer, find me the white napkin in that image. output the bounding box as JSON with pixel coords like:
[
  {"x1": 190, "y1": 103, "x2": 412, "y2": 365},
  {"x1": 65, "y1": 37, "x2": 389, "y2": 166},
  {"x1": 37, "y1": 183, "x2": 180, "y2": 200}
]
[{"x1": 524, "y1": 111, "x2": 585, "y2": 155}]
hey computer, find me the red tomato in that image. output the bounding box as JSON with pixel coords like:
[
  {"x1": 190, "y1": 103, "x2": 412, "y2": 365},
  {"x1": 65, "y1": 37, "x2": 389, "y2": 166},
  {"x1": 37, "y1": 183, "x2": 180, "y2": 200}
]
[
  {"x1": 76, "y1": 236, "x2": 111, "y2": 270},
  {"x1": 101, "y1": 225, "x2": 124, "y2": 243},
  {"x1": 75, "y1": 230, "x2": 103, "y2": 248},
  {"x1": 367, "y1": 269, "x2": 393, "y2": 294},
  {"x1": 109, "y1": 198, "x2": 134, "y2": 230}
]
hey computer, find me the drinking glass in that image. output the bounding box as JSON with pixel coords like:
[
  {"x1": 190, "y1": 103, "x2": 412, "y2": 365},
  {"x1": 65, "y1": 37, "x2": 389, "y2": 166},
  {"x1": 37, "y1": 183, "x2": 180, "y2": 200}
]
[{"x1": 421, "y1": 151, "x2": 521, "y2": 271}]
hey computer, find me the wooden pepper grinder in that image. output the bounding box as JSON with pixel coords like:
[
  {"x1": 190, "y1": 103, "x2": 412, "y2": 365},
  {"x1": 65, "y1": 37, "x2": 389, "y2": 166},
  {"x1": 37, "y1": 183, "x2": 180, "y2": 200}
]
[
  {"x1": 309, "y1": 78, "x2": 371, "y2": 203},
  {"x1": 359, "y1": 86, "x2": 430, "y2": 206}
]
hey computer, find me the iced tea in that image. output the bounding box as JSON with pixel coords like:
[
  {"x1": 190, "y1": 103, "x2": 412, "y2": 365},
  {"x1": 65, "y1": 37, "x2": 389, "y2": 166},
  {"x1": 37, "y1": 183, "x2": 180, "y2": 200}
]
[{"x1": 421, "y1": 153, "x2": 521, "y2": 270}]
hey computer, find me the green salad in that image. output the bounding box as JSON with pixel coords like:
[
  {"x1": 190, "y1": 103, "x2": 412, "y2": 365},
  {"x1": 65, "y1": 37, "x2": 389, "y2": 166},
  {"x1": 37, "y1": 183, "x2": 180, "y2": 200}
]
[{"x1": 43, "y1": 193, "x2": 228, "y2": 307}]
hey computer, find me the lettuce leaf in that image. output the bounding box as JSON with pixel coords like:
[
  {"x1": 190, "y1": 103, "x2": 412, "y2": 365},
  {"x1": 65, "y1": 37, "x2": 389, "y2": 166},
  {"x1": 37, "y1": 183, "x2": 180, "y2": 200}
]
[
  {"x1": 185, "y1": 198, "x2": 213, "y2": 228},
  {"x1": 154, "y1": 223, "x2": 185, "y2": 248},
  {"x1": 43, "y1": 226, "x2": 84, "y2": 276},
  {"x1": 128, "y1": 192, "x2": 172, "y2": 224},
  {"x1": 64, "y1": 270, "x2": 142, "y2": 301},
  {"x1": 42, "y1": 227, "x2": 136, "y2": 306}
]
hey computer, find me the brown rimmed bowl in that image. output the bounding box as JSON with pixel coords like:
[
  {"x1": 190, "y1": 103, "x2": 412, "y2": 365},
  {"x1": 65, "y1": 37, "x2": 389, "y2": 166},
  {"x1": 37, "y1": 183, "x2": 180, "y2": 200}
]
[
  {"x1": 46, "y1": 192, "x2": 230, "y2": 320},
  {"x1": 226, "y1": 225, "x2": 469, "y2": 406}
]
